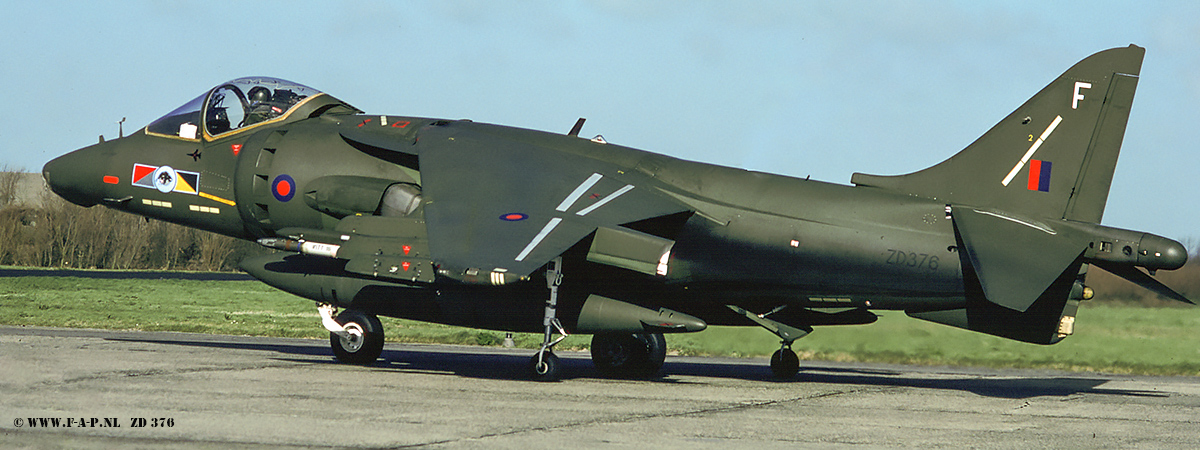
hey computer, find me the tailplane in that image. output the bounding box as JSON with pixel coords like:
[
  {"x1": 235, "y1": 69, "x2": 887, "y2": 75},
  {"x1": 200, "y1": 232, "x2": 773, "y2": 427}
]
[
  {"x1": 852, "y1": 45, "x2": 1144, "y2": 224},
  {"x1": 863, "y1": 46, "x2": 1191, "y2": 331}
]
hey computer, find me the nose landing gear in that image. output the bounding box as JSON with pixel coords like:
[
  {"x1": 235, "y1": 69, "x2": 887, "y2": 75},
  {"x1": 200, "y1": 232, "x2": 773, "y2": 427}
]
[{"x1": 319, "y1": 303, "x2": 384, "y2": 365}]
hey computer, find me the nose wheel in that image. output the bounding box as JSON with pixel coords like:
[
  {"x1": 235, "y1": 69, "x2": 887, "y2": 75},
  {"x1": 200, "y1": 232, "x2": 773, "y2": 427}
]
[{"x1": 319, "y1": 304, "x2": 384, "y2": 365}]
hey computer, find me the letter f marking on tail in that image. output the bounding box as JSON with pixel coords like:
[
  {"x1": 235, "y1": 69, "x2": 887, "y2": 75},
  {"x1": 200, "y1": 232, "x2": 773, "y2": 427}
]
[{"x1": 1072, "y1": 82, "x2": 1092, "y2": 109}]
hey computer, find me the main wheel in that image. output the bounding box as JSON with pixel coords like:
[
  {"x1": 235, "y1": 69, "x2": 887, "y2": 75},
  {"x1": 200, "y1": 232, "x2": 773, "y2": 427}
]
[
  {"x1": 590, "y1": 333, "x2": 666, "y2": 378},
  {"x1": 770, "y1": 348, "x2": 800, "y2": 379},
  {"x1": 529, "y1": 352, "x2": 561, "y2": 381},
  {"x1": 329, "y1": 310, "x2": 384, "y2": 365}
]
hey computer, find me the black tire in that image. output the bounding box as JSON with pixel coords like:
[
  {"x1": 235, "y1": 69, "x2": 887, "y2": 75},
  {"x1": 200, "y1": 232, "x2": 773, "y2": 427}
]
[
  {"x1": 529, "y1": 352, "x2": 561, "y2": 381},
  {"x1": 770, "y1": 348, "x2": 800, "y2": 379},
  {"x1": 329, "y1": 310, "x2": 384, "y2": 365},
  {"x1": 590, "y1": 333, "x2": 667, "y2": 378}
]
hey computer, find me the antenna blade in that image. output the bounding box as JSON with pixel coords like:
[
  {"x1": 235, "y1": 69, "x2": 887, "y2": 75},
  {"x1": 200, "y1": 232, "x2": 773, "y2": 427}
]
[{"x1": 568, "y1": 118, "x2": 586, "y2": 136}]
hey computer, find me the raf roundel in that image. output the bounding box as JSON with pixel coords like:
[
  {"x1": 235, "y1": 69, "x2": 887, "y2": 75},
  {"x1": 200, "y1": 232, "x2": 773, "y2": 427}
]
[
  {"x1": 272, "y1": 174, "x2": 296, "y2": 202},
  {"x1": 500, "y1": 213, "x2": 528, "y2": 222}
]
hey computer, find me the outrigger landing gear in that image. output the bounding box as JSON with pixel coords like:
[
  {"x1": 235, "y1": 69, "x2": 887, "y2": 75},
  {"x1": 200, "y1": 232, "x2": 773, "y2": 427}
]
[
  {"x1": 319, "y1": 303, "x2": 384, "y2": 365},
  {"x1": 530, "y1": 257, "x2": 568, "y2": 381},
  {"x1": 727, "y1": 305, "x2": 811, "y2": 379},
  {"x1": 770, "y1": 344, "x2": 801, "y2": 379}
]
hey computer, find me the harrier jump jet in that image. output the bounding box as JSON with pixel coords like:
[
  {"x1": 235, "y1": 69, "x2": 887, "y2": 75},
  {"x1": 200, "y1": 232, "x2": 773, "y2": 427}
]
[{"x1": 44, "y1": 45, "x2": 1190, "y2": 380}]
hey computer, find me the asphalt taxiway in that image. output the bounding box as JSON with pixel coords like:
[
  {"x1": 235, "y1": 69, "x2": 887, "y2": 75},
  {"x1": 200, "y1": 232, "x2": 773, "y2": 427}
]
[{"x1": 2, "y1": 326, "x2": 1198, "y2": 449}]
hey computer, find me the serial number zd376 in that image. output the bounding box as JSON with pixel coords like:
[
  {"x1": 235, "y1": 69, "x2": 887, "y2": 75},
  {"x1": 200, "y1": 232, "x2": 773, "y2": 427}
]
[{"x1": 885, "y1": 249, "x2": 939, "y2": 271}]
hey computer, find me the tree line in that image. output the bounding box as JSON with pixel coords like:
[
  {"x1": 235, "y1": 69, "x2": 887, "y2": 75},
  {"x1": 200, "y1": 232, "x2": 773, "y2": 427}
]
[{"x1": 0, "y1": 170, "x2": 262, "y2": 271}]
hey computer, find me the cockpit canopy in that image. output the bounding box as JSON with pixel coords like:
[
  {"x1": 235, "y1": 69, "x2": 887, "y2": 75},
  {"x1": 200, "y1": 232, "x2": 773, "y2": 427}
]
[{"x1": 146, "y1": 77, "x2": 338, "y2": 140}]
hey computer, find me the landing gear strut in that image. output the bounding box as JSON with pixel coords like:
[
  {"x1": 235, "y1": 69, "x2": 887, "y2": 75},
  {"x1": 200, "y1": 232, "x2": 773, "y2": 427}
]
[
  {"x1": 319, "y1": 303, "x2": 384, "y2": 365},
  {"x1": 728, "y1": 305, "x2": 811, "y2": 379},
  {"x1": 530, "y1": 257, "x2": 568, "y2": 381}
]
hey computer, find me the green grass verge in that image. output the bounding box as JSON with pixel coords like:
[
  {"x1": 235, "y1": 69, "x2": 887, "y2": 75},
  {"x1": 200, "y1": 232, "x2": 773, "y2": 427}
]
[{"x1": 2, "y1": 275, "x2": 1197, "y2": 376}]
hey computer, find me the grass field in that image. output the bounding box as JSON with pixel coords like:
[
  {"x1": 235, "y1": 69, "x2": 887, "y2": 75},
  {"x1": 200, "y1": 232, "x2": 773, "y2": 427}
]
[{"x1": 2, "y1": 274, "x2": 1198, "y2": 376}]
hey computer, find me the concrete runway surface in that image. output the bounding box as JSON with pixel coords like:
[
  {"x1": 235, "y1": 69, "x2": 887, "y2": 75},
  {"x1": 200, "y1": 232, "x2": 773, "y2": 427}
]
[{"x1": 2, "y1": 326, "x2": 1197, "y2": 449}]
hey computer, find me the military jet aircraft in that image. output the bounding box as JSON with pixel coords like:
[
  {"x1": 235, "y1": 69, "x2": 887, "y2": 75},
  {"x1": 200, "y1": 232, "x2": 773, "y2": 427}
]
[{"x1": 43, "y1": 45, "x2": 1191, "y2": 380}]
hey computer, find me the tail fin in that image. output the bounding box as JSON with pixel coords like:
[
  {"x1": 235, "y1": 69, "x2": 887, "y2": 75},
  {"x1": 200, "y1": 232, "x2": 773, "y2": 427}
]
[{"x1": 852, "y1": 45, "x2": 1144, "y2": 224}]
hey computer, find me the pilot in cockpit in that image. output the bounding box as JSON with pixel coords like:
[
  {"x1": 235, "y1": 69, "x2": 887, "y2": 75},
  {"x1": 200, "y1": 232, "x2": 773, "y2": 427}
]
[
  {"x1": 146, "y1": 77, "x2": 324, "y2": 140},
  {"x1": 244, "y1": 86, "x2": 285, "y2": 126}
]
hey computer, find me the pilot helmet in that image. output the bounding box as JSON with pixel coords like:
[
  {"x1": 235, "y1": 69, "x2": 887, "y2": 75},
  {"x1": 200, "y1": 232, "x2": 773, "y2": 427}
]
[{"x1": 248, "y1": 86, "x2": 271, "y2": 105}]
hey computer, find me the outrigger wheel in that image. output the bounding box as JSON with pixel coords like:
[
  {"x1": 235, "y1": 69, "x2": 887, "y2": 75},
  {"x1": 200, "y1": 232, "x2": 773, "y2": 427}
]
[
  {"x1": 530, "y1": 257, "x2": 568, "y2": 381},
  {"x1": 725, "y1": 305, "x2": 811, "y2": 379},
  {"x1": 529, "y1": 351, "x2": 561, "y2": 382},
  {"x1": 770, "y1": 346, "x2": 800, "y2": 379},
  {"x1": 329, "y1": 309, "x2": 385, "y2": 365}
]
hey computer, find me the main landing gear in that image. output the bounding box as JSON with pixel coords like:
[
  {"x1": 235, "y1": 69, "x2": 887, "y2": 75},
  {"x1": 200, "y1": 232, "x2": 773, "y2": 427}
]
[
  {"x1": 319, "y1": 303, "x2": 384, "y2": 365},
  {"x1": 591, "y1": 332, "x2": 667, "y2": 379},
  {"x1": 528, "y1": 257, "x2": 669, "y2": 381},
  {"x1": 312, "y1": 259, "x2": 671, "y2": 381},
  {"x1": 728, "y1": 305, "x2": 811, "y2": 379}
]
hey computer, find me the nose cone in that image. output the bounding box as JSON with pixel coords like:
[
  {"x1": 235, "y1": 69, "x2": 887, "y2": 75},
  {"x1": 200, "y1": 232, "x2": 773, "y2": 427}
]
[{"x1": 43, "y1": 146, "x2": 107, "y2": 207}]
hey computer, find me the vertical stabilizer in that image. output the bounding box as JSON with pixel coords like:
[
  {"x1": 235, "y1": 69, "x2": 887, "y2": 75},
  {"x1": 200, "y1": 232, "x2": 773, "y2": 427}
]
[{"x1": 851, "y1": 45, "x2": 1144, "y2": 224}]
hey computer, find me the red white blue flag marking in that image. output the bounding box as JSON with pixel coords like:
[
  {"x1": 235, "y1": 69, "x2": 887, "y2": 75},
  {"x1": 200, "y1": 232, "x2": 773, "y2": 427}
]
[{"x1": 1027, "y1": 160, "x2": 1051, "y2": 192}]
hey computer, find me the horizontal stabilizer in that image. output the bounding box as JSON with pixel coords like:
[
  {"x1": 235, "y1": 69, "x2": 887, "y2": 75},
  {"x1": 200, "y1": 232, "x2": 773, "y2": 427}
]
[
  {"x1": 1092, "y1": 261, "x2": 1194, "y2": 305},
  {"x1": 953, "y1": 208, "x2": 1090, "y2": 312}
]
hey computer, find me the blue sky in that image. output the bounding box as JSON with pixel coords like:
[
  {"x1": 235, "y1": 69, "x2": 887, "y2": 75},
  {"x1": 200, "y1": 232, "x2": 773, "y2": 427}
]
[{"x1": 1, "y1": 1, "x2": 1196, "y2": 242}]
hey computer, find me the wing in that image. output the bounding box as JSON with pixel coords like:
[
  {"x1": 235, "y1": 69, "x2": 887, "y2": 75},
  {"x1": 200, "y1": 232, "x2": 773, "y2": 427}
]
[{"x1": 415, "y1": 122, "x2": 689, "y2": 282}]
